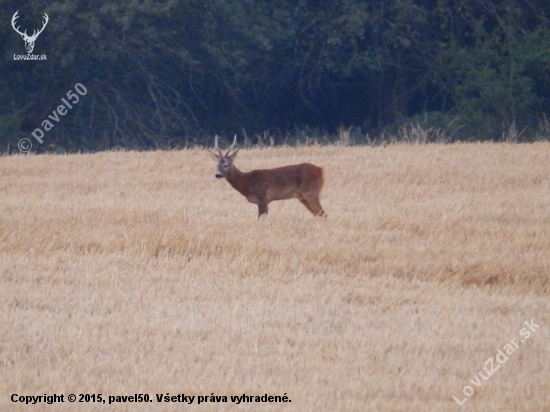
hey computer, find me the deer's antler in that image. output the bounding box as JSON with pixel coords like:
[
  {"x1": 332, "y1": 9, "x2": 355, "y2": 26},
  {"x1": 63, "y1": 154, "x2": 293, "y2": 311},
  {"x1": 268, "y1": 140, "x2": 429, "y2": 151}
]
[
  {"x1": 208, "y1": 135, "x2": 223, "y2": 159},
  {"x1": 29, "y1": 13, "x2": 49, "y2": 40},
  {"x1": 224, "y1": 135, "x2": 238, "y2": 157},
  {"x1": 11, "y1": 11, "x2": 26, "y2": 37},
  {"x1": 11, "y1": 11, "x2": 48, "y2": 40}
]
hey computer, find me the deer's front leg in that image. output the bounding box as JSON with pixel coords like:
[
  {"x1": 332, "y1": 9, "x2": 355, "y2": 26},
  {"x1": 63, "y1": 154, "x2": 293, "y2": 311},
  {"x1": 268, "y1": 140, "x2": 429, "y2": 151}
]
[{"x1": 258, "y1": 200, "x2": 269, "y2": 217}]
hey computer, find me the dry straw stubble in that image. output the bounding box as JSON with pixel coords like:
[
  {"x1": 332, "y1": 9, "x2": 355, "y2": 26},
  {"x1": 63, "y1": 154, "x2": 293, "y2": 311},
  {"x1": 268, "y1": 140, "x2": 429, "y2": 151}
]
[{"x1": 0, "y1": 143, "x2": 549, "y2": 411}]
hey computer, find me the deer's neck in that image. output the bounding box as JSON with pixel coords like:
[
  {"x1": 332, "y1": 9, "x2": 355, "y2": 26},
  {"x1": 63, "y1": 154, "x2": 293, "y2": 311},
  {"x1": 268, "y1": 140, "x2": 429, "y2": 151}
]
[{"x1": 225, "y1": 166, "x2": 250, "y2": 197}]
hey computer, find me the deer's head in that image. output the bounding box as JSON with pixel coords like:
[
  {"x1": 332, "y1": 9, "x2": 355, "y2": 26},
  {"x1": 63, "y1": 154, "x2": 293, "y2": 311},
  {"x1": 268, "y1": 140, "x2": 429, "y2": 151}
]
[
  {"x1": 12, "y1": 11, "x2": 49, "y2": 54},
  {"x1": 209, "y1": 135, "x2": 239, "y2": 179}
]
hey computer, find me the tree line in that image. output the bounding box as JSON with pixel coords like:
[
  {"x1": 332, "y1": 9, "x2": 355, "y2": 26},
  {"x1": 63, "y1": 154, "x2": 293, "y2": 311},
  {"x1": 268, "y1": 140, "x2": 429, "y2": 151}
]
[{"x1": 1, "y1": 0, "x2": 549, "y2": 152}]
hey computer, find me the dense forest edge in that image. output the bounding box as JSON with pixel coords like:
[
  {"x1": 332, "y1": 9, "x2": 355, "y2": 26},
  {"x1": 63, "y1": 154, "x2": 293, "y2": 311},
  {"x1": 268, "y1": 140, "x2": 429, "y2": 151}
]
[{"x1": 1, "y1": 0, "x2": 550, "y2": 154}]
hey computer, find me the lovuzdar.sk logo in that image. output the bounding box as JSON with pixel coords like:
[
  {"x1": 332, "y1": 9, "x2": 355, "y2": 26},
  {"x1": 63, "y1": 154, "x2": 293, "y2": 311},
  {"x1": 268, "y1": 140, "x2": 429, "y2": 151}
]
[{"x1": 11, "y1": 10, "x2": 48, "y2": 61}]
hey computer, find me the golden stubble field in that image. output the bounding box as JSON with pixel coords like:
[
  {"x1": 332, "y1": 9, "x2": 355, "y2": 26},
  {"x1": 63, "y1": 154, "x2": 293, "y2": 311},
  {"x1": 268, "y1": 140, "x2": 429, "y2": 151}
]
[{"x1": 0, "y1": 143, "x2": 549, "y2": 411}]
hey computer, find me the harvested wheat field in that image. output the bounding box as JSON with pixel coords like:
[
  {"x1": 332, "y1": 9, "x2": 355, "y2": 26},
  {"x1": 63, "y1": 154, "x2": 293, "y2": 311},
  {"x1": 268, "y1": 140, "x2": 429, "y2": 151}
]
[{"x1": 1, "y1": 143, "x2": 549, "y2": 411}]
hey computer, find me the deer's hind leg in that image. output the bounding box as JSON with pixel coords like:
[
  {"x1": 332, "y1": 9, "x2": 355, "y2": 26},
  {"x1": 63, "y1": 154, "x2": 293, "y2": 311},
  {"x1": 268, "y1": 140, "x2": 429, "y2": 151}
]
[
  {"x1": 298, "y1": 198, "x2": 317, "y2": 215},
  {"x1": 298, "y1": 193, "x2": 326, "y2": 217},
  {"x1": 302, "y1": 194, "x2": 326, "y2": 217}
]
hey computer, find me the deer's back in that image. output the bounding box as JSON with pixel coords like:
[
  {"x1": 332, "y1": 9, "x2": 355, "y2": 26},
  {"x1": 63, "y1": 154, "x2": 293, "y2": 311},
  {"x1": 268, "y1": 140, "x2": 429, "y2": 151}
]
[{"x1": 246, "y1": 163, "x2": 323, "y2": 193}]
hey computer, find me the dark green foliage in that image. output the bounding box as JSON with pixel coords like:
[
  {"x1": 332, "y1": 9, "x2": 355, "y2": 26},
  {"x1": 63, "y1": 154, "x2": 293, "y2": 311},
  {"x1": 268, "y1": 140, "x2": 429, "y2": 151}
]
[{"x1": 1, "y1": 0, "x2": 549, "y2": 152}]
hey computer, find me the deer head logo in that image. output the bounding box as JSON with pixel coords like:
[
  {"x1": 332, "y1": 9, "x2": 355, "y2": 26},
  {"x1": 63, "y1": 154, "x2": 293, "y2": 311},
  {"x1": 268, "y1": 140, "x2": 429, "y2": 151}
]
[{"x1": 11, "y1": 11, "x2": 49, "y2": 54}]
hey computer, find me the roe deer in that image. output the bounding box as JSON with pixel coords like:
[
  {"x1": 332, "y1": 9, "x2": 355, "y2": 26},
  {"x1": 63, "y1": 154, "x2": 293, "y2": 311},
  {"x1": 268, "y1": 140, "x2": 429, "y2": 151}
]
[{"x1": 209, "y1": 136, "x2": 326, "y2": 218}]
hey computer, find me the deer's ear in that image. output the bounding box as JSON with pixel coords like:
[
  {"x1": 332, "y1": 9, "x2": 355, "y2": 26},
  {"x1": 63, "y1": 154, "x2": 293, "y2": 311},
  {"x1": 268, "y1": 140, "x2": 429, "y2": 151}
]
[
  {"x1": 229, "y1": 149, "x2": 239, "y2": 160},
  {"x1": 209, "y1": 151, "x2": 221, "y2": 161}
]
